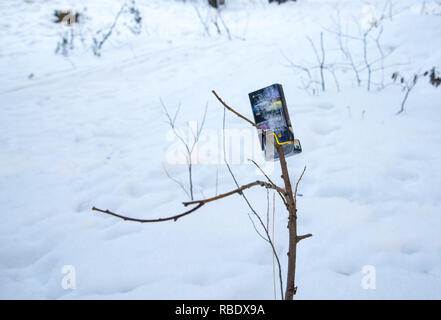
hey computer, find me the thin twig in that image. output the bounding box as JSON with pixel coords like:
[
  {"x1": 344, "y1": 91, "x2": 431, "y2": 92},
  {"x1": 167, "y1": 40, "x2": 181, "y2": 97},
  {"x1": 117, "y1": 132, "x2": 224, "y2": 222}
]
[
  {"x1": 162, "y1": 164, "x2": 191, "y2": 199},
  {"x1": 221, "y1": 108, "x2": 268, "y2": 243},
  {"x1": 194, "y1": 5, "x2": 211, "y2": 37},
  {"x1": 93, "y1": 4, "x2": 127, "y2": 56},
  {"x1": 294, "y1": 166, "x2": 307, "y2": 206},
  {"x1": 217, "y1": 10, "x2": 232, "y2": 40},
  {"x1": 160, "y1": 99, "x2": 207, "y2": 200},
  {"x1": 212, "y1": 90, "x2": 262, "y2": 131},
  {"x1": 92, "y1": 203, "x2": 204, "y2": 223},
  {"x1": 272, "y1": 192, "x2": 277, "y2": 300},
  {"x1": 182, "y1": 180, "x2": 283, "y2": 207},
  {"x1": 248, "y1": 158, "x2": 288, "y2": 208}
]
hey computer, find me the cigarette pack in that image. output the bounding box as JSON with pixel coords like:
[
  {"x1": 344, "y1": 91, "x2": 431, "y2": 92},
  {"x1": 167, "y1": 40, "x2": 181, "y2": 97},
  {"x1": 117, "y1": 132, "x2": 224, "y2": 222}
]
[{"x1": 248, "y1": 84, "x2": 302, "y2": 160}]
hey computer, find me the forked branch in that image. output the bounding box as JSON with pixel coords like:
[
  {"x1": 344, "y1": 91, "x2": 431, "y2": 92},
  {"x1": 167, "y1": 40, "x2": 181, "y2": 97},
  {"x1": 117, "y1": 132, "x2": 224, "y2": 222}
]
[
  {"x1": 183, "y1": 180, "x2": 286, "y2": 207},
  {"x1": 92, "y1": 180, "x2": 285, "y2": 223}
]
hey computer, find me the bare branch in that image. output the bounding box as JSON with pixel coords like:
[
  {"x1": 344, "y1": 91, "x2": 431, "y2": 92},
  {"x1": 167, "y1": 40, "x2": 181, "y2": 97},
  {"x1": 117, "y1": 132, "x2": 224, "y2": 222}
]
[
  {"x1": 266, "y1": 188, "x2": 270, "y2": 231},
  {"x1": 160, "y1": 99, "x2": 208, "y2": 201},
  {"x1": 160, "y1": 99, "x2": 191, "y2": 156},
  {"x1": 183, "y1": 180, "x2": 283, "y2": 207},
  {"x1": 162, "y1": 163, "x2": 191, "y2": 199},
  {"x1": 196, "y1": 102, "x2": 209, "y2": 140},
  {"x1": 212, "y1": 90, "x2": 262, "y2": 131},
  {"x1": 92, "y1": 4, "x2": 127, "y2": 56},
  {"x1": 294, "y1": 166, "x2": 307, "y2": 206},
  {"x1": 217, "y1": 10, "x2": 232, "y2": 40},
  {"x1": 248, "y1": 158, "x2": 288, "y2": 208},
  {"x1": 307, "y1": 33, "x2": 326, "y2": 91},
  {"x1": 92, "y1": 203, "x2": 204, "y2": 223},
  {"x1": 194, "y1": 5, "x2": 211, "y2": 37}
]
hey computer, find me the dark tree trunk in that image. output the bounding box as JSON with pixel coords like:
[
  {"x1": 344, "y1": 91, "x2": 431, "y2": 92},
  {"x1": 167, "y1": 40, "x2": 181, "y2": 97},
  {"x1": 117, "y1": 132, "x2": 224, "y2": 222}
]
[{"x1": 208, "y1": 0, "x2": 225, "y2": 9}]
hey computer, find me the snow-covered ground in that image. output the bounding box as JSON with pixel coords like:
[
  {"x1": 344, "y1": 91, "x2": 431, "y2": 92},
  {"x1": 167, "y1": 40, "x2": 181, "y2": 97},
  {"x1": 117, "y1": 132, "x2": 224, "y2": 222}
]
[{"x1": 1, "y1": 0, "x2": 441, "y2": 299}]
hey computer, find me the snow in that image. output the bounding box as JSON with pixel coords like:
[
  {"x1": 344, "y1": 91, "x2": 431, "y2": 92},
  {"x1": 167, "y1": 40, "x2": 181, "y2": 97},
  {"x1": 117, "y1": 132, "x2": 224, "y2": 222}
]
[{"x1": 1, "y1": 0, "x2": 441, "y2": 299}]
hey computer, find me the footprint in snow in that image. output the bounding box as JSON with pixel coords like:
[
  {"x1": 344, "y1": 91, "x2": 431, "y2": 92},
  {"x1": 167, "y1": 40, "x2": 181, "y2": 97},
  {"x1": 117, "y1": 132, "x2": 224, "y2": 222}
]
[
  {"x1": 310, "y1": 122, "x2": 341, "y2": 136},
  {"x1": 400, "y1": 244, "x2": 420, "y2": 255},
  {"x1": 316, "y1": 103, "x2": 334, "y2": 110}
]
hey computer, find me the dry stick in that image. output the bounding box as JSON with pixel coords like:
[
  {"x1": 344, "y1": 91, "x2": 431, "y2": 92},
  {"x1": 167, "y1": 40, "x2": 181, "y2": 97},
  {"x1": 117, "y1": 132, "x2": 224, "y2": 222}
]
[
  {"x1": 92, "y1": 203, "x2": 204, "y2": 223},
  {"x1": 307, "y1": 32, "x2": 326, "y2": 92},
  {"x1": 212, "y1": 16, "x2": 222, "y2": 35},
  {"x1": 248, "y1": 158, "x2": 288, "y2": 209},
  {"x1": 160, "y1": 99, "x2": 208, "y2": 200},
  {"x1": 304, "y1": 33, "x2": 340, "y2": 92},
  {"x1": 215, "y1": 167, "x2": 219, "y2": 196},
  {"x1": 333, "y1": 9, "x2": 361, "y2": 87},
  {"x1": 294, "y1": 166, "x2": 307, "y2": 202},
  {"x1": 183, "y1": 181, "x2": 282, "y2": 207},
  {"x1": 211, "y1": 90, "x2": 311, "y2": 300},
  {"x1": 188, "y1": 103, "x2": 208, "y2": 200},
  {"x1": 281, "y1": 51, "x2": 316, "y2": 94},
  {"x1": 93, "y1": 4, "x2": 127, "y2": 55},
  {"x1": 294, "y1": 166, "x2": 311, "y2": 244},
  {"x1": 93, "y1": 180, "x2": 280, "y2": 224},
  {"x1": 396, "y1": 83, "x2": 414, "y2": 115},
  {"x1": 375, "y1": 26, "x2": 385, "y2": 89},
  {"x1": 160, "y1": 100, "x2": 193, "y2": 199},
  {"x1": 162, "y1": 164, "x2": 191, "y2": 199},
  {"x1": 194, "y1": 5, "x2": 211, "y2": 37},
  {"x1": 266, "y1": 188, "x2": 270, "y2": 231},
  {"x1": 393, "y1": 72, "x2": 420, "y2": 115},
  {"x1": 217, "y1": 10, "x2": 232, "y2": 40},
  {"x1": 325, "y1": 12, "x2": 391, "y2": 92},
  {"x1": 319, "y1": 32, "x2": 326, "y2": 91},
  {"x1": 344, "y1": 42, "x2": 361, "y2": 87},
  {"x1": 363, "y1": 27, "x2": 373, "y2": 91},
  {"x1": 212, "y1": 90, "x2": 261, "y2": 130}
]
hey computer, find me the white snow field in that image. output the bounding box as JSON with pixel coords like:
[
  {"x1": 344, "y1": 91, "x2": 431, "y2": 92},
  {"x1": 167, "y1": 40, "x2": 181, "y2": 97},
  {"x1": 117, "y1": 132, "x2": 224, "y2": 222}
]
[{"x1": 1, "y1": 0, "x2": 441, "y2": 299}]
